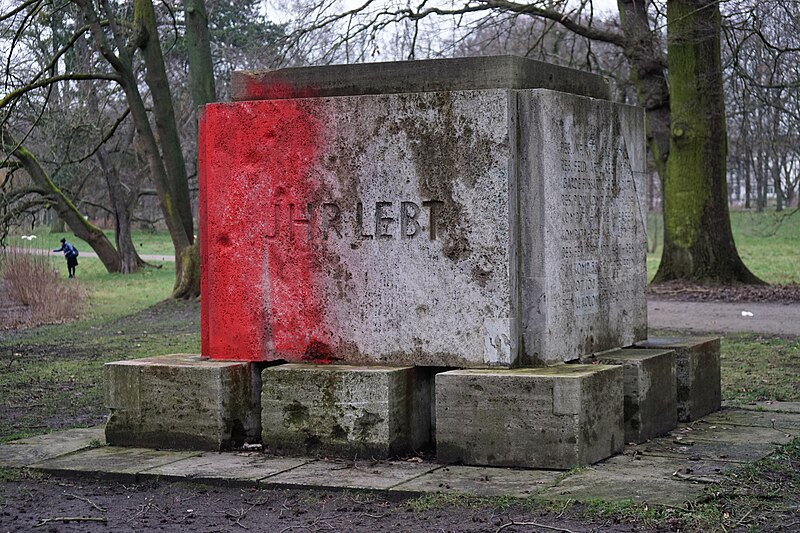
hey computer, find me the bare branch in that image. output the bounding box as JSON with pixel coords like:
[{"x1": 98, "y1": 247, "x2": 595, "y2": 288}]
[
  {"x1": 0, "y1": 0, "x2": 43, "y2": 23},
  {"x1": 0, "y1": 72, "x2": 121, "y2": 110}
]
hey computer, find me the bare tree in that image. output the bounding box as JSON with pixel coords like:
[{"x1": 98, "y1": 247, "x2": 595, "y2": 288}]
[{"x1": 279, "y1": 0, "x2": 760, "y2": 284}]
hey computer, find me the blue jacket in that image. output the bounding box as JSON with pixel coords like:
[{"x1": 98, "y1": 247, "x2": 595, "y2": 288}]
[{"x1": 54, "y1": 241, "x2": 78, "y2": 257}]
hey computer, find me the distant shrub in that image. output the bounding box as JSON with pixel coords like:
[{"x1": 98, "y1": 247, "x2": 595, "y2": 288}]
[{"x1": 0, "y1": 248, "x2": 86, "y2": 326}]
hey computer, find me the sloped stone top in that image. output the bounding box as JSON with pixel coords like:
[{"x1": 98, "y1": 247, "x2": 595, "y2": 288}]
[{"x1": 231, "y1": 55, "x2": 610, "y2": 101}]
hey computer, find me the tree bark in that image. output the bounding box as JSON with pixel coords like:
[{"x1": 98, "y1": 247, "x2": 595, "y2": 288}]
[
  {"x1": 95, "y1": 147, "x2": 145, "y2": 273},
  {"x1": 653, "y1": 0, "x2": 762, "y2": 284}
]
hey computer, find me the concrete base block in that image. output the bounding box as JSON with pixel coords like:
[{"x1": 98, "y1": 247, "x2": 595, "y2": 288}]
[
  {"x1": 435, "y1": 365, "x2": 624, "y2": 469},
  {"x1": 261, "y1": 364, "x2": 431, "y2": 457},
  {"x1": 635, "y1": 337, "x2": 721, "y2": 421},
  {"x1": 595, "y1": 349, "x2": 677, "y2": 443},
  {"x1": 105, "y1": 355, "x2": 260, "y2": 451}
]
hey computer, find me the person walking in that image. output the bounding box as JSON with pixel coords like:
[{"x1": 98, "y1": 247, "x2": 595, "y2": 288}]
[{"x1": 53, "y1": 238, "x2": 79, "y2": 278}]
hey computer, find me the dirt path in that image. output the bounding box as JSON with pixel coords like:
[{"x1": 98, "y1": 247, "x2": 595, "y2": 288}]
[
  {"x1": 648, "y1": 297, "x2": 800, "y2": 336},
  {"x1": 9, "y1": 247, "x2": 175, "y2": 262}
]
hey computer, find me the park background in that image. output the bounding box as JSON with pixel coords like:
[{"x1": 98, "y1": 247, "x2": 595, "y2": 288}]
[{"x1": 1, "y1": 0, "x2": 799, "y2": 530}]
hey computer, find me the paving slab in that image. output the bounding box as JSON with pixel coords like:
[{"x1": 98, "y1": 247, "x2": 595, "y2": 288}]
[
  {"x1": 637, "y1": 423, "x2": 793, "y2": 463},
  {"x1": 142, "y1": 453, "x2": 310, "y2": 485},
  {"x1": 537, "y1": 454, "x2": 723, "y2": 506},
  {"x1": 727, "y1": 401, "x2": 800, "y2": 414},
  {"x1": 4, "y1": 406, "x2": 799, "y2": 507},
  {"x1": 391, "y1": 465, "x2": 560, "y2": 498},
  {"x1": 0, "y1": 427, "x2": 105, "y2": 468},
  {"x1": 703, "y1": 409, "x2": 800, "y2": 433},
  {"x1": 263, "y1": 459, "x2": 440, "y2": 491},
  {"x1": 605, "y1": 452, "x2": 735, "y2": 483},
  {"x1": 29, "y1": 446, "x2": 201, "y2": 480}
]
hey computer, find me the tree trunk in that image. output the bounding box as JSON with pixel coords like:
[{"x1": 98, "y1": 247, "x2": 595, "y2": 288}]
[
  {"x1": 95, "y1": 148, "x2": 145, "y2": 273},
  {"x1": 774, "y1": 154, "x2": 784, "y2": 212},
  {"x1": 182, "y1": 0, "x2": 216, "y2": 108},
  {"x1": 617, "y1": 0, "x2": 670, "y2": 181},
  {"x1": 3, "y1": 132, "x2": 122, "y2": 272},
  {"x1": 744, "y1": 154, "x2": 751, "y2": 208},
  {"x1": 50, "y1": 215, "x2": 66, "y2": 233},
  {"x1": 134, "y1": 0, "x2": 198, "y2": 298},
  {"x1": 653, "y1": 0, "x2": 762, "y2": 284},
  {"x1": 76, "y1": 0, "x2": 199, "y2": 295},
  {"x1": 75, "y1": 20, "x2": 145, "y2": 274}
]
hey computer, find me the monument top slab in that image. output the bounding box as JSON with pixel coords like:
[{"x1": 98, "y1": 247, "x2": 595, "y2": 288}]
[{"x1": 231, "y1": 55, "x2": 610, "y2": 102}]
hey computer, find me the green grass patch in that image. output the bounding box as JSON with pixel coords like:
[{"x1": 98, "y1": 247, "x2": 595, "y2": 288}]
[
  {"x1": 647, "y1": 210, "x2": 800, "y2": 284},
  {"x1": 406, "y1": 492, "x2": 519, "y2": 512},
  {"x1": 720, "y1": 334, "x2": 800, "y2": 405},
  {"x1": 574, "y1": 436, "x2": 800, "y2": 531}
]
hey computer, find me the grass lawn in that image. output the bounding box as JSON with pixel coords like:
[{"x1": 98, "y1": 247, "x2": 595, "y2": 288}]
[
  {"x1": 0, "y1": 255, "x2": 199, "y2": 442},
  {"x1": 647, "y1": 209, "x2": 800, "y2": 284}
]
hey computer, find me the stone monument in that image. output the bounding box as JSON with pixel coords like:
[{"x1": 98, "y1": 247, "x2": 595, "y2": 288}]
[
  {"x1": 200, "y1": 55, "x2": 647, "y2": 368},
  {"x1": 104, "y1": 56, "x2": 719, "y2": 469}
]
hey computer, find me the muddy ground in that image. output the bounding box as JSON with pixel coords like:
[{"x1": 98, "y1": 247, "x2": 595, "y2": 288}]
[{"x1": 0, "y1": 475, "x2": 653, "y2": 533}]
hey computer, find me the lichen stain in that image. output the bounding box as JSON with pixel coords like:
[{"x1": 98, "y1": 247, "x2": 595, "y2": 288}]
[
  {"x1": 284, "y1": 401, "x2": 309, "y2": 427},
  {"x1": 355, "y1": 411, "x2": 384, "y2": 441}
]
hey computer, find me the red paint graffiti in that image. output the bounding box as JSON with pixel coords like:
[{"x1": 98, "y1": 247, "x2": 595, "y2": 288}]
[{"x1": 199, "y1": 95, "x2": 331, "y2": 362}]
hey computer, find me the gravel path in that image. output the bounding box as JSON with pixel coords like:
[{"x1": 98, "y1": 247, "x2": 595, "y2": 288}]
[{"x1": 648, "y1": 297, "x2": 800, "y2": 336}]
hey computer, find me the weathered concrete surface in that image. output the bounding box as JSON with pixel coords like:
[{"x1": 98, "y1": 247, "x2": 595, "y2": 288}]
[
  {"x1": 708, "y1": 408, "x2": 800, "y2": 431},
  {"x1": 232, "y1": 55, "x2": 610, "y2": 101},
  {"x1": 639, "y1": 418, "x2": 796, "y2": 463},
  {"x1": 0, "y1": 427, "x2": 104, "y2": 468},
  {"x1": 634, "y1": 337, "x2": 721, "y2": 421},
  {"x1": 595, "y1": 348, "x2": 677, "y2": 443},
  {"x1": 435, "y1": 365, "x2": 624, "y2": 469},
  {"x1": 143, "y1": 452, "x2": 309, "y2": 485},
  {"x1": 517, "y1": 90, "x2": 648, "y2": 365},
  {"x1": 536, "y1": 454, "x2": 731, "y2": 505},
  {"x1": 261, "y1": 364, "x2": 430, "y2": 457},
  {"x1": 391, "y1": 465, "x2": 560, "y2": 498},
  {"x1": 105, "y1": 354, "x2": 260, "y2": 451},
  {"x1": 264, "y1": 459, "x2": 440, "y2": 490},
  {"x1": 200, "y1": 86, "x2": 646, "y2": 366},
  {"x1": 5, "y1": 405, "x2": 798, "y2": 507},
  {"x1": 30, "y1": 446, "x2": 200, "y2": 479}
]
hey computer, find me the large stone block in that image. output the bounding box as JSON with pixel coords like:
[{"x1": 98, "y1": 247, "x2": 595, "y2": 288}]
[
  {"x1": 261, "y1": 364, "x2": 431, "y2": 457},
  {"x1": 634, "y1": 337, "x2": 721, "y2": 421},
  {"x1": 105, "y1": 355, "x2": 260, "y2": 451},
  {"x1": 199, "y1": 57, "x2": 647, "y2": 366},
  {"x1": 595, "y1": 348, "x2": 677, "y2": 443},
  {"x1": 435, "y1": 365, "x2": 624, "y2": 469}
]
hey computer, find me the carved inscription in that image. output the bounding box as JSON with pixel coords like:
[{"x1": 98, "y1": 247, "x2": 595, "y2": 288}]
[
  {"x1": 265, "y1": 200, "x2": 444, "y2": 242},
  {"x1": 573, "y1": 260, "x2": 599, "y2": 316},
  {"x1": 556, "y1": 130, "x2": 640, "y2": 317}
]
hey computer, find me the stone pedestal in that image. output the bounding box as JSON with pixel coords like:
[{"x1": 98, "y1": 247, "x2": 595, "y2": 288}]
[
  {"x1": 634, "y1": 337, "x2": 721, "y2": 421},
  {"x1": 105, "y1": 355, "x2": 260, "y2": 451},
  {"x1": 435, "y1": 365, "x2": 624, "y2": 469},
  {"x1": 595, "y1": 348, "x2": 677, "y2": 443},
  {"x1": 261, "y1": 364, "x2": 431, "y2": 457}
]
